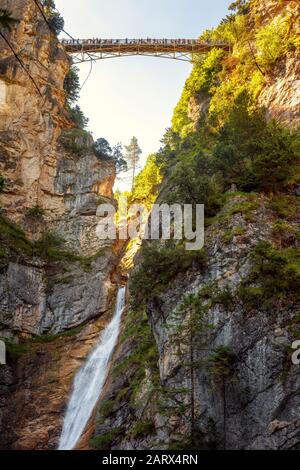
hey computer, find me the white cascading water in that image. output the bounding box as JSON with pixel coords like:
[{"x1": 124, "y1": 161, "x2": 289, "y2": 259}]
[{"x1": 58, "y1": 286, "x2": 126, "y2": 450}]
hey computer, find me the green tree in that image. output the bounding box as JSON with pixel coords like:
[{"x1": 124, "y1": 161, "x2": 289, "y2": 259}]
[
  {"x1": 93, "y1": 138, "x2": 112, "y2": 159},
  {"x1": 93, "y1": 139, "x2": 127, "y2": 174},
  {"x1": 228, "y1": 0, "x2": 250, "y2": 15},
  {"x1": 41, "y1": 0, "x2": 64, "y2": 35},
  {"x1": 125, "y1": 137, "x2": 142, "y2": 191},
  {"x1": 64, "y1": 66, "x2": 80, "y2": 104},
  {"x1": 212, "y1": 92, "x2": 300, "y2": 193},
  {"x1": 131, "y1": 155, "x2": 162, "y2": 208},
  {"x1": 68, "y1": 105, "x2": 89, "y2": 129},
  {"x1": 112, "y1": 143, "x2": 127, "y2": 174}
]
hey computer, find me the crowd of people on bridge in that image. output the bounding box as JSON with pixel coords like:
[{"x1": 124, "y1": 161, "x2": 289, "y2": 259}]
[{"x1": 61, "y1": 38, "x2": 219, "y2": 47}]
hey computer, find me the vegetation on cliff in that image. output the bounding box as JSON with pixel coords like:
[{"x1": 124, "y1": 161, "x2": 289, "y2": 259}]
[
  {"x1": 129, "y1": 0, "x2": 300, "y2": 310},
  {"x1": 117, "y1": 0, "x2": 300, "y2": 449}
]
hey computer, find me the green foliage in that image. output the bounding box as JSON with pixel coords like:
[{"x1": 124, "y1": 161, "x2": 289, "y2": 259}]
[
  {"x1": 212, "y1": 92, "x2": 300, "y2": 193},
  {"x1": 60, "y1": 128, "x2": 92, "y2": 155},
  {"x1": 110, "y1": 308, "x2": 159, "y2": 416},
  {"x1": 125, "y1": 137, "x2": 142, "y2": 190},
  {"x1": 268, "y1": 195, "x2": 299, "y2": 220},
  {"x1": 93, "y1": 139, "x2": 127, "y2": 173},
  {"x1": 129, "y1": 421, "x2": 155, "y2": 439},
  {"x1": 172, "y1": 49, "x2": 225, "y2": 136},
  {"x1": 229, "y1": 0, "x2": 250, "y2": 15},
  {"x1": 113, "y1": 310, "x2": 159, "y2": 383},
  {"x1": 64, "y1": 66, "x2": 80, "y2": 104},
  {"x1": 31, "y1": 325, "x2": 84, "y2": 344},
  {"x1": 256, "y1": 13, "x2": 298, "y2": 70},
  {"x1": 239, "y1": 242, "x2": 300, "y2": 310},
  {"x1": 112, "y1": 143, "x2": 128, "y2": 173},
  {"x1": 89, "y1": 427, "x2": 123, "y2": 450},
  {"x1": 34, "y1": 231, "x2": 104, "y2": 270},
  {"x1": 131, "y1": 154, "x2": 162, "y2": 208},
  {"x1": 0, "y1": 213, "x2": 105, "y2": 270},
  {"x1": 26, "y1": 205, "x2": 45, "y2": 220},
  {"x1": 93, "y1": 138, "x2": 112, "y2": 159},
  {"x1": 129, "y1": 242, "x2": 206, "y2": 308},
  {"x1": 98, "y1": 400, "x2": 115, "y2": 420},
  {"x1": 206, "y1": 346, "x2": 236, "y2": 381},
  {"x1": 68, "y1": 105, "x2": 89, "y2": 130},
  {"x1": 166, "y1": 149, "x2": 224, "y2": 216},
  {"x1": 41, "y1": 0, "x2": 64, "y2": 35},
  {"x1": 272, "y1": 219, "x2": 299, "y2": 248},
  {"x1": 0, "y1": 215, "x2": 33, "y2": 256},
  {"x1": 200, "y1": 10, "x2": 247, "y2": 45},
  {"x1": 35, "y1": 231, "x2": 64, "y2": 257},
  {"x1": 221, "y1": 229, "x2": 234, "y2": 245},
  {"x1": 228, "y1": 199, "x2": 260, "y2": 221},
  {"x1": 4, "y1": 340, "x2": 28, "y2": 362}
]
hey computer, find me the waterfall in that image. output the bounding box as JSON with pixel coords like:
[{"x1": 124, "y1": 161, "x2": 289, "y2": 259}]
[{"x1": 58, "y1": 286, "x2": 126, "y2": 450}]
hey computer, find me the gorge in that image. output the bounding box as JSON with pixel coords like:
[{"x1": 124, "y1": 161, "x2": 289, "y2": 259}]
[{"x1": 0, "y1": 0, "x2": 300, "y2": 452}]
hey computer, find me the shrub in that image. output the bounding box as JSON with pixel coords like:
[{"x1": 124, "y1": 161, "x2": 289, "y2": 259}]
[
  {"x1": 68, "y1": 105, "x2": 89, "y2": 129},
  {"x1": 64, "y1": 66, "x2": 80, "y2": 105},
  {"x1": 130, "y1": 242, "x2": 206, "y2": 308},
  {"x1": 48, "y1": 12, "x2": 64, "y2": 35},
  {"x1": 131, "y1": 155, "x2": 162, "y2": 208},
  {"x1": 31, "y1": 326, "x2": 84, "y2": 344},
  {"x1": 0, "y1": 215, "x2": 33, "y2": 256},
  {"x1": 89, "y1": 427, "x2": 123, "y2": 450},
  {"x1": 60, "y1": 128, "x2": 92, "y2": 156},
  {"x1": 206, "y1": 346, "x2": 236, "y2": 381},
  {"x1": 212, "y1": 93, "x2": 300, "y2": 193},
  {"x1": 268, "y1": 195, "x2": 299, "y2": 220},
  {"x1": 165, "y1": 150, "x2": 224, "y2": 216},
  {"x1": 26, "y1": 205, "x2": 45, "y2": 219},
  {"x1": 256, "y1": 14, "x2": 294, "y2": 70},
  {"x1": 172, "y1": 49, "x2": 226, "y2": 136},
  {"x1": 98, "y1": 400, "x2": 115, "y2": 419},
  {"x1": 34, "y1": 231, "x2": 65, "y2": 257},
  {"x1": 41, "y1": 1, "x2": 64, "y2": 35},
  {"x1": 93, "y1": 138, "x2": 112, "y2": 160},
  {"x1": 239, "y1": 242, "x2": 300, "y2": 310},
  {"x1": 272, "y1": 219, "x2": 298, "y2": 248},
  {"x1": 129, "y1": 421, "x2": 155, "y2": 440}
]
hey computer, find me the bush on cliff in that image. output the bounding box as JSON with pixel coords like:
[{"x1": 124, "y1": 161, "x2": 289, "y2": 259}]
[
  {"x1": 64, "y1": 66, "x2": 81, "y2": 105},
  {"x1": 212, "y1": 92, "x2": 300, "y2": 193},
  {"x1": 41, "y1": 0, "x2": 64, "y2": 35},
  {"x1": 130, "y1": 241, "x2": 206, "y2": 308},
  {"x1": 239, "y1": 242, "x2": 300, "y2": 310}
]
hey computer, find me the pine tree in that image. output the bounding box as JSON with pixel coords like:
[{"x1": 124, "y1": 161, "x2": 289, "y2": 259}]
[
  {"x1": 125, "y1": 137, "x2": 142, "y2": 191},
  {"x1": 112, "y1": 143, "x2": 128, "y2": 174}
]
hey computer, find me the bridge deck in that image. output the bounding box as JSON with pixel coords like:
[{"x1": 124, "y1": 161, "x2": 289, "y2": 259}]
[{"x1": 61, "y1": 39, "x2": 230, "y2": 63}]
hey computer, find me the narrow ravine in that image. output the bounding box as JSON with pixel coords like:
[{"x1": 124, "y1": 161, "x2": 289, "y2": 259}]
[{"x1": 58, "y1": 287, "x2": 126, "y2": 450}]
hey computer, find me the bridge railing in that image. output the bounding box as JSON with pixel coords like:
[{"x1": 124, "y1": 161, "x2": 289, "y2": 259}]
[{"x1": 60, "y1": 38, "x2": 228, "y2": 47}]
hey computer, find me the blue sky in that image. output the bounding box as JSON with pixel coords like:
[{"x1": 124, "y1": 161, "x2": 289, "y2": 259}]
[{"x1": 55, "y1": 0, "x2": 231, "y2": 186}]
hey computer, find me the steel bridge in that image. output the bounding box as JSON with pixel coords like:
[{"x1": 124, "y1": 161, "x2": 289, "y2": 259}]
[{"x1": 61, "y1": 38, "x2": 230, "y2": 64}]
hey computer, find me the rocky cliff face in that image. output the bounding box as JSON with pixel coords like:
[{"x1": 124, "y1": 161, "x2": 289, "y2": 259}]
[
  {"x1": 0, "y1": 0, "x2": 299, "y2": 452},
  {"x1": 0, "y1": 0, "x2": 118, "y2": 450},
  {"x1": 90, "y1": 0, "x2": 300, "y2": 451}
]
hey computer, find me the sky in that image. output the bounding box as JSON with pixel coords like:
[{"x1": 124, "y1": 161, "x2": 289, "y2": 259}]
[{"x1": 55, "y1": 0, "x2": 232, "y2": 188}]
